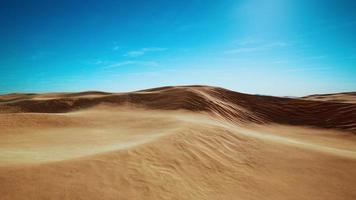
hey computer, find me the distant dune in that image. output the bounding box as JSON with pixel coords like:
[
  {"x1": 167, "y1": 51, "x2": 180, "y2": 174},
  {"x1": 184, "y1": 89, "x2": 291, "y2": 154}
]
[
  {"x1": 1, "y1": 86, "x2": 356, "y2": 200},
  {"x1": 302, "y1": 92, "x2": 356, "y2": 104}
]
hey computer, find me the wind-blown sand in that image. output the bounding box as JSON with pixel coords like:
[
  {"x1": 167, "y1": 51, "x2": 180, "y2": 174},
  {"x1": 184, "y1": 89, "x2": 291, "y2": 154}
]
[{"x1": 1, "y1": 86, "x2": 356, "y2": 200}]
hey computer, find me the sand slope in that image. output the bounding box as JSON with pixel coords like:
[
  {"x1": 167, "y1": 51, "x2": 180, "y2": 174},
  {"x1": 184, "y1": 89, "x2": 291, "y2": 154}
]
[{"x1": 1, "y1": 86, "x2": 356, "y2": 200}]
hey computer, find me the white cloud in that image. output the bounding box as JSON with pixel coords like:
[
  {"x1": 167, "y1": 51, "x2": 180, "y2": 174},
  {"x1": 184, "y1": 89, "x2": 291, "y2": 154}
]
[
  {"x1": 124, "y1": 47, "x2": 167, "y2": 57},
  {"x1": 125, "y1": 51, "x2": 145, "y2": 57},
  {"x1": 113, "y1": 46, "x2": 120, "y2": 51},
  {"x1": 224, "y1": 42, "x2": 287, "y2": 54},
  {"x1": 104, "y1": 60, "x2": 159, "y2": 68}
]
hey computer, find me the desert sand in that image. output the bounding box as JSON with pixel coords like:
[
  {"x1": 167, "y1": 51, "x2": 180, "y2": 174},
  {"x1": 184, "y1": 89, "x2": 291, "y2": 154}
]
[{"x1": 1, "y1": 85, "x2": 356, "y2": 200}]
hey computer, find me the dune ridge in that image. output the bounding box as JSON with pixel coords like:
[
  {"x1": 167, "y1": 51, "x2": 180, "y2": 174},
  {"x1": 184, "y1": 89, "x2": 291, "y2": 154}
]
[{"x1": 1, "y1": 85, "x2": 355, "y2": 132}]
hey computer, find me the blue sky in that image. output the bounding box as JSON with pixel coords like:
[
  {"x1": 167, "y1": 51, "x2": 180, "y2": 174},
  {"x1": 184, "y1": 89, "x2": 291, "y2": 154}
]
[{"x1": 1, "y1": 0, "x2": 356, "y2": 96}]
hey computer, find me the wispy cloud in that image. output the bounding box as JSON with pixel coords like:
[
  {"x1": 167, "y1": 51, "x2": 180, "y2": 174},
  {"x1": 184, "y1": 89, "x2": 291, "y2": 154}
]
[
  {"x1": 283, "y1": 66, "x2": 330, "y2": 73},
  {"x1": 92, "y1": 60, "x2": 106, "y2": 65},
  {"x1": 235, "y1": 38, "x2": 262, "y2": 46},
  {"x1": 224, "y1": 42, "x2": 288, "y2": 54},
  {"x1": 124, "y1": 47, "x2": 167, "y2": 57},
  {"x1": 104, "y1": 60, "x2": 159, "y2": 68},
  {"x1": 300, "y1": 55, "x2": 327, "y2": 61},
  {"x1": 113, "y1": 46, "x2": 120, "y2": 51},
  {"x1": 273, "y1": 55, "x2": 327, "y2": 65}
]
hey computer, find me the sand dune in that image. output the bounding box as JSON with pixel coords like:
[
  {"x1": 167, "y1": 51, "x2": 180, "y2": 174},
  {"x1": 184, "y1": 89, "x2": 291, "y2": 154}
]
[
  {"x1": 1, "y1": 86, "x2": 356, "y2": 199},
  {"x1": 302, "y1": 92, "x2": 356, "y2": 104}
]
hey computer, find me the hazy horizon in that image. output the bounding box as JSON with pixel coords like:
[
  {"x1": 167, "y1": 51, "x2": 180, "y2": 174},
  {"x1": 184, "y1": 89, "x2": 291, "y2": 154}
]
[{"x1": 1, "y1": 0, "x2": 356, "y2": 96}]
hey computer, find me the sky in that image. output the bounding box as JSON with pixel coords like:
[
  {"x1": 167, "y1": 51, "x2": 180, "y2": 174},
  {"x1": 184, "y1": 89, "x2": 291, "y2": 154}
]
[{"x1": 1, "y1": 0, "x2": 356, "y2": 96}]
